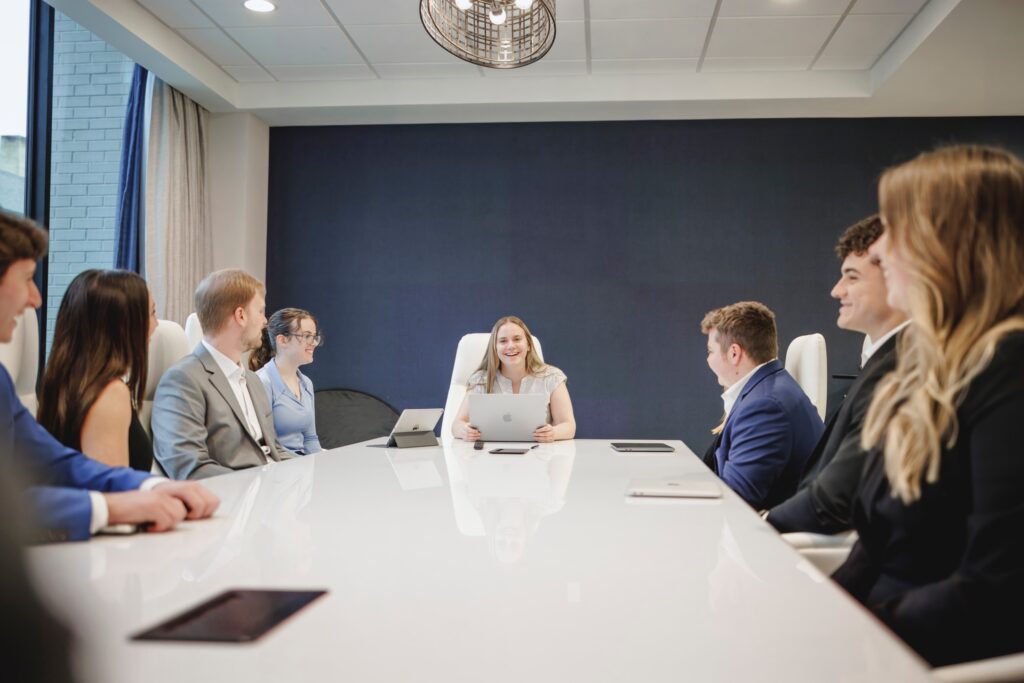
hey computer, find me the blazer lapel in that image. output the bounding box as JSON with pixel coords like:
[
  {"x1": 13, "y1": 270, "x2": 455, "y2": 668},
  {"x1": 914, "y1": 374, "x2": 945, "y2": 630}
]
[
  {"x1": 716, "y1": 360, "x2": 783, "y2": 471},
  {"x1": 194, "y1": 344, "x2": 261, "y2": 448},
  {"x1": 738, "y1": 359, "x2": 783, "y2": 402},
  {"x1": 246, "y1": 367, "x2": 283, "y2": 461}
]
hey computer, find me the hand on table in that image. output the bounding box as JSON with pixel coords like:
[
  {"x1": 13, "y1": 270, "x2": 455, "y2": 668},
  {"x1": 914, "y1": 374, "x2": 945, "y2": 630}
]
[
  {"x1": 153, "y1": 480, "x2": 220, "y2": 520},
  {"x1": 533, "y1": 425, "x2": 555, "y2": 443},
  {"x1": 462, "y1": 425, "x2": 481, "y2": 441},
  {"x1": 104, "y1": 490, "x2": 187, "y2": 532}
]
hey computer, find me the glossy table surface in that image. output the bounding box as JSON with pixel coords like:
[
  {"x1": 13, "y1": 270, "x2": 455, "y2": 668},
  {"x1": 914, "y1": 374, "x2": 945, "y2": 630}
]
[{"x1": 29, "y1": 438, "x2": 934, "y2": 682}]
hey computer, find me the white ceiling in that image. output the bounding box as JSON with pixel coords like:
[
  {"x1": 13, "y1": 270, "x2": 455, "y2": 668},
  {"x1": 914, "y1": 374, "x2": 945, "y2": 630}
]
[
  {"x1": 134, "y1": 0, "x2": 926, "y2": 80},
  {"x1": 44, "y1": 0, "x2": 1024, "y2": 125}
]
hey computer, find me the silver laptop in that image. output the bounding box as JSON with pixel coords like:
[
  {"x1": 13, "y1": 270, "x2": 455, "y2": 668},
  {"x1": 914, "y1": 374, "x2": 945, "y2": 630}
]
[{"x1": 468, "y1": 394, "x2": 548, "y2": 442}]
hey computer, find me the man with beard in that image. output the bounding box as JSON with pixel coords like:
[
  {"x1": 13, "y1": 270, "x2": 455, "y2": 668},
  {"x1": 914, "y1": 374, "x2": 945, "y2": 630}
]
[{"x1": 152, "y1": 269, "x2": 291, "y2": 479}]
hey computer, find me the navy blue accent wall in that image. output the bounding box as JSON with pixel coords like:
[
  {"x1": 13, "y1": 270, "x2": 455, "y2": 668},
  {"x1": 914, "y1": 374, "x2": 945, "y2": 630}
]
[{"x1": 267, "y1": 117, "x2": 1024, "y2": 449}]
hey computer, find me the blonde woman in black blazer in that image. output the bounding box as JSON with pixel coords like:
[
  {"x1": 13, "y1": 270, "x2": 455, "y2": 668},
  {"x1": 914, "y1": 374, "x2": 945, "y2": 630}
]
[{"x1": 832, "y1": 146, "x2": 1024, "y2": 667}]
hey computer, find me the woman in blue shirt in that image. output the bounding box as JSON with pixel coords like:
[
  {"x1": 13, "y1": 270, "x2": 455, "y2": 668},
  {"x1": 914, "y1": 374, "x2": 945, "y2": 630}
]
[{"x1": 250, "y1": 308, "x2": 322, "y2": 455}]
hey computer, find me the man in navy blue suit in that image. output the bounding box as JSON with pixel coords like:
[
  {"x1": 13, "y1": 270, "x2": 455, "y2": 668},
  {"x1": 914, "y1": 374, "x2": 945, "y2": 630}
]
[
  {"x1": 701, "y1": 301, "x2": 823, "y2": 509},
  {"x1": 0, "y1": 211, "x2": 218, "y2": 542}
]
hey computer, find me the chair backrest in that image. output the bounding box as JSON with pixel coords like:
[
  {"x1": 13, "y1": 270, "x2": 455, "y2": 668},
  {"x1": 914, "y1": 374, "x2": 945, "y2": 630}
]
[
  {"x1": 139, "y1": 319, "x2": 191, "y2": 435},
  {"x1": 441, "y1": 332, "x2": 544, "y2": 440},
  {"x1": 314, "y1": 389, "x2": 399, "y2": 449},
  {"x1": 784, "y1": 333, "x2": 828, "y2": 421},
  {"x1": 184, "y1": 312, "x2": 203, "y2": 348},
  {"x1": 0, "y1": 309, "x2": 40, "y2": 414}
]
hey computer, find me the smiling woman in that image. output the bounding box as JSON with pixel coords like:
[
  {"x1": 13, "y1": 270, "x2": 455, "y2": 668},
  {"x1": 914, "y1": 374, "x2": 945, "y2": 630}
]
[{"x1": 451, "y1": 315, "x2": 576, "y2": 443}]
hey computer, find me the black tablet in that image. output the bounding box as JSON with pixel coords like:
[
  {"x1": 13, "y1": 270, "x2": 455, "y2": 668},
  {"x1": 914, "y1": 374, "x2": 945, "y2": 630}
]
[
  {"x1": 131, "y1": 589, "x2": 327, "y2": 643},
  {"x1": 610, "y1": 442, "x2": 675, "y2": 453}
]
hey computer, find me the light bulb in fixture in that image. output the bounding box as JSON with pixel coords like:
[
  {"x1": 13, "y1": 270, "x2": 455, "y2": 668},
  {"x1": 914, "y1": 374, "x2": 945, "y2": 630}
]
[
  {"x1": 514, "y1": 0, "x2": 534, "y2": 10},
  {"x1": 455, "y1": 0, "x2": 473, "y2": 10},
  {"x1": 243, "y1": 0, "x2": 275, "y2": 12},
  {"x1": 488, "y1": 5, "x2": 507, "y2": 24}
]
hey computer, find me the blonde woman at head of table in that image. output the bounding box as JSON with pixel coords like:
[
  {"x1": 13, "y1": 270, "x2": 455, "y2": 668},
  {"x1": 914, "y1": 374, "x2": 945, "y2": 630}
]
[{"x1": 452, "y1": 316, "x2": 576, "y2": 443}]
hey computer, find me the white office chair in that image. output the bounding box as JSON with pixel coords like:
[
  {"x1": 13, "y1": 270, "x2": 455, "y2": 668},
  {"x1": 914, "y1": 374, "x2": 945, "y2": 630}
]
[
  {"x1": 140, "y1": 319, "x2": 191, "y2": 437},
  {"x1": 785, "y1": 333, "x2": 828, "y2": 421},
  {"x1": 782, "y1": 531, "x2": 857, "y2": 576},
  {"x1": 184, "y1": 312, "x2": 203, "y2": 349},
  {"x1": 0, "y1": 309, "x2": 40, "y2": 414},
  {"x1": 441, "y1": 332, "x2": 544, "y2": 440},
  {"x1": 933, "y1": 651, "x2": 1024, "y2": 683}
]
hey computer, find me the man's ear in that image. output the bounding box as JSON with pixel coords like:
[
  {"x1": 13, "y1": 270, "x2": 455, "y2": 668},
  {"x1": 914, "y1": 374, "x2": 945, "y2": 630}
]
[
  {"x1": 233, "y1": 306, "x2": 246, "y2": 325},
  {"x1": 728, "y1": 343, "x2": 743, "y2": 365}
]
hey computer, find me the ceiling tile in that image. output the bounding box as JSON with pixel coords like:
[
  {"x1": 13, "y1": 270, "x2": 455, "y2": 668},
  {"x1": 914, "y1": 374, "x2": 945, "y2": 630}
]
[
  {"x1": 591, "y1": 18, "x2": 710, "y2": 60},
  {"x1": 851, "y1": 0, "x2": 928, "y2": 14},
  {"x1": 591, "y1": 58, "x2": 699, "y2": 74},
  {"x1": 226, "y1": 26, "x2": 364, "y2": 65},
  {"x1": 589, "y1": 0, "x2": 717, "y2": 20},
  {"x1": 702, "y1": 56, "x2": 813, "y2": 71},
  {"x1": 719, "y1": 0, "x2": 851, "y2": 16},
  {"x1": 819, "y1": 14, "x2": 911, "y2": 59},
  {"x1": 323, "y1": 0, "x2": 419, "y2": 24},
  {"x1": 482, "y1": 59, "x2": 587, "y2": 77},
  {"x1": 545, "y1": 21, "x2": 586, "y2": 61},
  {"x1": 137, "y1": 0, "x2": 214, "y2": 29},
  {"x1": 192, "y1": 0, "x2": 334, "y2": 28},
  {"x1": 221, "y1": 64, "x2": 274, "y2": 82},
  {"x1": 375, "y1": 62, "x2": 482, "y2": 79},
  {"x1": 707, "y1": 16, "x2": 838, "y2": 58},
  {"x1": 813, "y1": 54, "x2": 876, "y2": 70},
  {"x1": 555, "y1": 0, "x2": 585, "y2": 21},
  {"x1": 178, "y1": 28, "x2": 254, "y2": 65},
  {"x1": 347, "y1": 23, "x2": 467, "y2": 64},
  {"x1": 266, "y1": 64, "x2": 376, "y2": 81}
]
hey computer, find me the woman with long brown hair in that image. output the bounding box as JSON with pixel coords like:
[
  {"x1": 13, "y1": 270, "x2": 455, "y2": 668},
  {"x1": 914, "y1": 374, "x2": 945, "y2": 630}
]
[
  {"x1": 832, "y1": 145, "x2": 1024, "y2": 667},
  {"x1": 452, "y1": 315, "x2": 575, "y2": 442},
  {"x1": 249, "y1": 307, "x2": 322, "y2": 455},
  {"x1": 37, "y1": 269, "x2": 157, "y2": 472}
]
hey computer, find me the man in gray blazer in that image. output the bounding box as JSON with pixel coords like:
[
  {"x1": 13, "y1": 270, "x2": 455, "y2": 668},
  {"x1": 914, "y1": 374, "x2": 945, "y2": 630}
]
[{"x1": 152, "y1": 269, "x2": 291, "y2": 480}]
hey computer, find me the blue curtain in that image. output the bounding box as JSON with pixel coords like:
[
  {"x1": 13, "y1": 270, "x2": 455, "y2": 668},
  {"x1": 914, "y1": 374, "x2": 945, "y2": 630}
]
[{"x1": 114, "y1": 64, "x2": 149, "y2": 272}]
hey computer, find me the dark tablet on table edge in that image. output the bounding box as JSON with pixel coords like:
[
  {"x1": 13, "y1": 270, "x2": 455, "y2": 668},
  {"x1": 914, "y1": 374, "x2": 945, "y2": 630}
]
[{"x1": 131, "y1": 589, "x2": 327, "y2": 643}]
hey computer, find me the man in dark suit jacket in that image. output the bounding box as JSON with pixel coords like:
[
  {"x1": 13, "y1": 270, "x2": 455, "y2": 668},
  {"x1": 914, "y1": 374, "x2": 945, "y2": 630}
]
[
  {"x1": 0, "y1": 211, "x2": 218, "y2": 541},
  {"x1": 702, "y1": 301, "x2": 824, "y2": 509},
  {"x1": 767, "y1": 215, "x2": 908, "y2": 533}
]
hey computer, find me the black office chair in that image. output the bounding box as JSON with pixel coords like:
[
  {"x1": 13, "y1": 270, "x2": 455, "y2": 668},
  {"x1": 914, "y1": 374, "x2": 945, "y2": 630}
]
[{"x1": 314, "y1": 389, "x2": 399, "y2": 449}]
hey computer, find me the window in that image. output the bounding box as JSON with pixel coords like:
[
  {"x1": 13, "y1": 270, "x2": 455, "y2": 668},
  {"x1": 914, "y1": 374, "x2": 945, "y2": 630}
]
[
  {"x1": 46, "y1": 11, "x2": 135, "y2": 350},
  {"x1": 0, "y1": 1, "x2": 31, "y2": 215}
]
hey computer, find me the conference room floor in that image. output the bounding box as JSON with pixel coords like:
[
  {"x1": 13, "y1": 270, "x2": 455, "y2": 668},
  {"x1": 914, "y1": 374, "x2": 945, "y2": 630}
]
[{"x1": 28, "y1": 438, "x2": 933, "y2": 682}]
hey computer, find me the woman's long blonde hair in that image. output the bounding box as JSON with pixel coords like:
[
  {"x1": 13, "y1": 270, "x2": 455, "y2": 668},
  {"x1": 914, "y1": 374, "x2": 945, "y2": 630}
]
[
  {"x1": 472, "y1": 316, "x2": 548, "y2": 393},
  {"x1": 862, "y1": 145, "x2": 1024, "y2": 503}
]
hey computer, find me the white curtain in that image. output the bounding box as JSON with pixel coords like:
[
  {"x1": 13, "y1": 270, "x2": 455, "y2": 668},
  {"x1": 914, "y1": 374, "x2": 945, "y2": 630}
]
[{"x1": 144, "y1": 78, "x2": 211, "y2": 325}]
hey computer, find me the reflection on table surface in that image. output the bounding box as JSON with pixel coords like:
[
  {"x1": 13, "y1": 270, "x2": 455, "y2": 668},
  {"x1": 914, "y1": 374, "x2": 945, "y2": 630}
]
[
  {"x1": 26, "y1": 438, "x2": 932, "y2": 683},
  {"x1": 444, "y1": 440, "x2": 576, "y2": 563}
]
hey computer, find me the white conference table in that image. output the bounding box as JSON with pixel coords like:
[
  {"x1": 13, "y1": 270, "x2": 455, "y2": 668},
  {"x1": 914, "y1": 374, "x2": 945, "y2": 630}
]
[{"x1": 29, "y1": 438, "x2": 934, "y2": 682}]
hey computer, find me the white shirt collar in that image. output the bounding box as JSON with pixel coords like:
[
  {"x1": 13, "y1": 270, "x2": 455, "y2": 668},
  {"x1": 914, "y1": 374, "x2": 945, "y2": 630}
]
[
  {"x1": 721, "y1": 361, "x2": 769, "y2": 417},
  {"x1": 202, "y1": 339, "x2": 244, "y2": 381},
  {"x1": 861, "y1": 320, "x2": 910, "y2": 368}
]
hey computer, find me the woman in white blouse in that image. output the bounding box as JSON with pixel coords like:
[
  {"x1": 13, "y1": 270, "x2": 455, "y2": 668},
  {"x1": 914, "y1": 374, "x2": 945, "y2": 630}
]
[{"x1": 452, "y1": 316, "x2": 576, "y2": 443}]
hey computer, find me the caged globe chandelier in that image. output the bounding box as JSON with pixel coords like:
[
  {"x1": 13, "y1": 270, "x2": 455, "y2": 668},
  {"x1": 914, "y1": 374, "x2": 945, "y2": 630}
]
[{"x1": 420, "y1": 0, "x2": 556, "y2": 69}]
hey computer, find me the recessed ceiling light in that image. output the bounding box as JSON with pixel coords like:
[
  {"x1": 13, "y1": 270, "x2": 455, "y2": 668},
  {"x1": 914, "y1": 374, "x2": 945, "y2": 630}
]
[{"x1": 244, "y1": 0, "x2": 276, "y2": 12}]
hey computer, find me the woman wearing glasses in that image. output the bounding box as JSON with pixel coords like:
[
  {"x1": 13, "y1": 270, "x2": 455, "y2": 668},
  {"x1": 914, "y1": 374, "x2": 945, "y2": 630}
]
[{"x1": 250, "y1": 308, "x2": 323, "y2": 454}]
